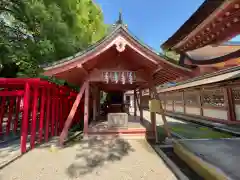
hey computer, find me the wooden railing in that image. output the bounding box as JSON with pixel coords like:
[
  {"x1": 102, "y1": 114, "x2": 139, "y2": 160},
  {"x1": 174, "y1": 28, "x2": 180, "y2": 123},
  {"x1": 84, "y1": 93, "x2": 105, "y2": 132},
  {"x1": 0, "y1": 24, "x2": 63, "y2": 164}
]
[
  {"x1": 0, "y1": 78, "x2": 83, "y2": 154},
  {"x1": 141, "y1": 81, "x2": 240, "y2": 124}
]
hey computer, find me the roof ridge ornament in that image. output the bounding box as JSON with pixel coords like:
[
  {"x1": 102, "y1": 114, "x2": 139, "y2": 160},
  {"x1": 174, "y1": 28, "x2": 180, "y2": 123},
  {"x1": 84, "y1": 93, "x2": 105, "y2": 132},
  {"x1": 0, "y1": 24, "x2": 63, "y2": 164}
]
[
  {"x1": 112, "y1": 9, "x2": 128, "y2": 29},
  {"x1": 116, "y1": 9, "x2": 123, "y2": 24}
]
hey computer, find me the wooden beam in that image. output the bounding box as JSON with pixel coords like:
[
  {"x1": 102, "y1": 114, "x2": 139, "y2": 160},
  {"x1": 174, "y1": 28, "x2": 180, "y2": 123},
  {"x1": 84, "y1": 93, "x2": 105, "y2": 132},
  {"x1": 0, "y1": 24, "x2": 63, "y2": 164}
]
[
  {"x1": 152, "y1": 66, "x2": 163, "y2": 75},
  {"x1": 77, "y1": 64, "x2": 88, "y2": 76},
  {"x1": 59, "y1": 81, "x2": 87, "y2": 145}
]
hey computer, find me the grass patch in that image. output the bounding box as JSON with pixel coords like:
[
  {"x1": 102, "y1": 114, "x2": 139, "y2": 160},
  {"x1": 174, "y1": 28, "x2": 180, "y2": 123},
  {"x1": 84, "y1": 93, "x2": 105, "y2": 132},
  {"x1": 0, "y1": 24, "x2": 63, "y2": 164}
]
[{"x1": 157, "y1": 124, "x2": 233, "y2": 139}]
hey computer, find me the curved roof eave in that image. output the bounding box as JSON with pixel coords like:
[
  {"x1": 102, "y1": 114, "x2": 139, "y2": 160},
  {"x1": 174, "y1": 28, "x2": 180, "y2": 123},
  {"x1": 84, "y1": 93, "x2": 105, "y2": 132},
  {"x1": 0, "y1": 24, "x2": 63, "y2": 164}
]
[
  {"x1": 161, "y1": 0, "x2": 226, "y2": 50},
  {"x1": 185, "y1": 49, "x2": 240, "y2": 65},
  {"x1": 42, "y1": 24, "x2": 191, "y2": 73}
]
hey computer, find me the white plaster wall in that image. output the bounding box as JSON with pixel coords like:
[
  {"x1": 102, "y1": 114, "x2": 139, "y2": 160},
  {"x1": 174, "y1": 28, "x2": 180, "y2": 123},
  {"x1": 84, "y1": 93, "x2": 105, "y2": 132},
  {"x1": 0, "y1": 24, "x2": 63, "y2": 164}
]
[
  {"x1": 185, "y1": 106, "x2": 201, "y2": 115},
  {"x1": 174, "y1": 105, "x2": 184, "y2": 113},
  {"x1": 203, "y1": 108, "x2": 228, "y2": 120},
  {"x1": 166, "y1": 104, "x2": 173, "y2": 111},
  {"x1": 130, "y1": 95, "x2": 134, "y2": 108},
  {"x1": 234, "y1": 104, "x2": 240, "y2": 121}
]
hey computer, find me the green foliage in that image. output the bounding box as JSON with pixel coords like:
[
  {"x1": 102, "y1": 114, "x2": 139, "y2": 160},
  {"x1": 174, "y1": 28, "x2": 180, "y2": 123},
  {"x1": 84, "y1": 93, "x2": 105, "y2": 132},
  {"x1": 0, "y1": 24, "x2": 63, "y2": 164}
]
[
  {"x1": 162, "y1": 50, "x2": 180, "y2": 62},
  {"x1": 0, "y1": 0, "x2": 107, "y2": 78},
  {"x1": 38, "y1": 75, "x2": 80, "y2": 91}
]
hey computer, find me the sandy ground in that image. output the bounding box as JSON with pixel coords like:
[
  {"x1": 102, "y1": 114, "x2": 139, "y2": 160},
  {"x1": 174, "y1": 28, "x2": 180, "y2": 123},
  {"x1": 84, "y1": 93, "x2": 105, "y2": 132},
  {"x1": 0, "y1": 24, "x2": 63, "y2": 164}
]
[
  {"x1": 0, "y1": 110, "x2": 180, "y2": 180},
  {"x1": 0, "y1": 136, "x2": 177, "y2": 180}
]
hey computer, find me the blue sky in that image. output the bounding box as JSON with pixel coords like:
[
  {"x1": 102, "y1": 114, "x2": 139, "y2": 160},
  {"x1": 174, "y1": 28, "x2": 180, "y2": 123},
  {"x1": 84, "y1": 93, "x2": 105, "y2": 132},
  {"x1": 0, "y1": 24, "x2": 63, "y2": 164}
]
[{"x1": 95, "y1": 0, "x2": 240, "y2": 52}]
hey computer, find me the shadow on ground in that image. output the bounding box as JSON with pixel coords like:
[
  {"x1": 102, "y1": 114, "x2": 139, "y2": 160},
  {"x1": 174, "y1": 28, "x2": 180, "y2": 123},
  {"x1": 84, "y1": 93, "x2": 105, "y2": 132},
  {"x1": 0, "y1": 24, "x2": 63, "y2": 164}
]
[{"x1": 66, "y1": 135, "x2": 135, "y2": 178}]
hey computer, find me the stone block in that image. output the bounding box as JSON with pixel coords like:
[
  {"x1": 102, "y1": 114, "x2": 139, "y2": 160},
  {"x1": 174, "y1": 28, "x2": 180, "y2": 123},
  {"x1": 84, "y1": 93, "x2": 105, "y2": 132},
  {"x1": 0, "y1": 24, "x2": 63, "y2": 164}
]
[{"x1": 107, "y1": 113, "x2": 128, "y2": 128}]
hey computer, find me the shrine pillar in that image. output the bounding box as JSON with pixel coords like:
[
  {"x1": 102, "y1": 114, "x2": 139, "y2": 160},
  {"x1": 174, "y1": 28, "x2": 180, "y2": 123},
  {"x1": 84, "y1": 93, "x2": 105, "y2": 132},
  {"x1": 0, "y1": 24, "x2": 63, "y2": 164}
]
[
  {"x1": 134, "y1": 89, "x2": 137, "y2": 116},
  {"x1": 93, "y1": 86, "x2": 97, "y2": 121},
  {"x1": 96, "y1": 87, "x2": 101, "y2": 117},
  {"x1": 149, "y1": 89, "x2": 157, "y2": 141},
  {"x1": 139, "y1": 90, "x2": 143, "y2": 121},
  {"x1": 84, "y1": 81, "x2": 90, "y2": 134}
]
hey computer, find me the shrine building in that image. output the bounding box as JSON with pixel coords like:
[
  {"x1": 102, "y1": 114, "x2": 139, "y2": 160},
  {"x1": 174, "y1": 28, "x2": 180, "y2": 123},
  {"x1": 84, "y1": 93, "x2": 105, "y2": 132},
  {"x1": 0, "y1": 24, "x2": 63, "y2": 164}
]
[{"x1": 43, "y1": 14, "x2": 192, "y2": 144}]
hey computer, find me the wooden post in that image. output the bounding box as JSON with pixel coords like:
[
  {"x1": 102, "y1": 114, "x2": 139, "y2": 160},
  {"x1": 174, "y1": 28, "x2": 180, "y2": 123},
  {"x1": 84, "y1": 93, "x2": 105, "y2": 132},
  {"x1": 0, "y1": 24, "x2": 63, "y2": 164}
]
[
  {"x1": 134, "y1": 89, "x2": 137, "y2": 116},
  {"x1": 151, "y1": 86, "x2": 171, "y2": 139},
  {"x1": 149, "y1": 89, "x2": 158, "y2": 143},
  {"x1": 135, "y1": 91, "x2": 140, "y2": 111},
  {"x1": 199, "y1": 89, "x2": 203, "y2": 116},
  {"x1": 14, "y1": 96, "x2": 21, "y2": 133},
  {"x1": 21, "y1": 82, "x2": 30, "y2": 153},
  {"x1": 139, "y1": 90, "x2": 143, "y2": 121},
  {"x1": 51, "y1": 89, "x2": 55, "y2": 137},
  {"x1": 39, "y1": 88, "x2": 46, "y2": 143},
  {"x1": 45, "y1": 88, "x2": 51, "y2": 142},
  {"x1": 96, "y1": 87, "x2": 100, "y2": 117},
  {"x1": 30, "y1": 86, "x2": 39, "y2": 149},
  {"x1": 93, "y1": 86, "x2": 97, "y2": 121},
  {"x1": 84, "y1": 81, "x2": 89, "y2": 134},
  {"x1": 224, "y1": 87, "x2": 236, "y2": 121},
  {"x1": 6, "y1": 97, "x2": 14, "y2": 136},
  {"x1": 182, "y1": 91, "x2": 186, "y2": 114},
  {"x1": 59, "y1": 82, "x2": 87, "y2": 145},
  {"x1": 59, "y1": 94, "x2": 63, "y2": 133},
  {"x1": 55, "y1": 91, "x2": 59, "y2": 136}
]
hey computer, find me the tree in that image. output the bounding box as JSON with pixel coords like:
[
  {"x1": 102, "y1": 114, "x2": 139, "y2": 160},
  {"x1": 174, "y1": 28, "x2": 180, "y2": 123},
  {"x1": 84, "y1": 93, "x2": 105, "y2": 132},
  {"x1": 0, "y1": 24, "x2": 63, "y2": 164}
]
[{"x1": 0, "y1": 0, "x2": 106, "y2": 77}]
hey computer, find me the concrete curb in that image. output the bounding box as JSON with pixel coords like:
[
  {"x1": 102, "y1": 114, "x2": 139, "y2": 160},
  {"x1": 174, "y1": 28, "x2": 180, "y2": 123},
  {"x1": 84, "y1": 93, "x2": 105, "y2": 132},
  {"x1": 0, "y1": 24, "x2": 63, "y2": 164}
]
[
  {"x1": 171, "y1": 132, "x2": 185, "y2": 139},
  {"x1": 152, "y1": 145, "x2": 189, "y2": 180},
  {"x1": 0, "y1": 152, "x2": 22, "y2": 170},
  {"x1": 174, "y1": 142, "x2": 228, "y2": 180}
]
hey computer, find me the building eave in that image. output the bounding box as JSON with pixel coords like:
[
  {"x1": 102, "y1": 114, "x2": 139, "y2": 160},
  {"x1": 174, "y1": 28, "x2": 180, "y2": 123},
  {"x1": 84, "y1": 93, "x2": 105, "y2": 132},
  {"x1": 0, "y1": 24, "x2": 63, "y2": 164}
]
[
  {"x1": 185, "y1": 49, "x2": 240, "y2": 65},
  {"x1": 158, "y1": 66, "x2": 240, "y2": 92},
  {"x1": 161, "y1": 0, "x2": 225, "y2": 50}
]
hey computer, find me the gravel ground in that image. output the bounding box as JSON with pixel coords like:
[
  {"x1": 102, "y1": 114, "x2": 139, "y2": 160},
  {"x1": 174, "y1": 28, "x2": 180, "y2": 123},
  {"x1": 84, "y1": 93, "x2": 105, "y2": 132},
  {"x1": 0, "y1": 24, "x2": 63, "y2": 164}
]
[{"x1": 0, "y1": 136, "x2": 176, "y2": 180}]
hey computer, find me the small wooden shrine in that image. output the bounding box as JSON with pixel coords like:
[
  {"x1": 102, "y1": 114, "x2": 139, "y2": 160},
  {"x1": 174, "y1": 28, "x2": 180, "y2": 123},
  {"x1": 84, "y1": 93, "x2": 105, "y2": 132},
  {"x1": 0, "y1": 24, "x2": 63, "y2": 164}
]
[{"x1": 43, "y1": 13, "x2": 191, "y2": 144}]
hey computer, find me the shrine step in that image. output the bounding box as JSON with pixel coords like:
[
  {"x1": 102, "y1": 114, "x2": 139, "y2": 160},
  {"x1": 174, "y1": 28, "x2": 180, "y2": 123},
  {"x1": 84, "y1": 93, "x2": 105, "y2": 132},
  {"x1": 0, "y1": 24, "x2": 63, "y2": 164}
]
[{"x1": 86, "y1": 131, "x2": 154, "y2": 140}]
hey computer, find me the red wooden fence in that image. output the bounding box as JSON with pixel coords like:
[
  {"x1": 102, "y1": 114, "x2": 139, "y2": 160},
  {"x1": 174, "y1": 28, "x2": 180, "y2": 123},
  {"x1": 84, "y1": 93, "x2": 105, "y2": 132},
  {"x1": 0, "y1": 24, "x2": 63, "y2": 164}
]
[{"x1": 0, "y1": 78, "x2": 83, "y2": 154}]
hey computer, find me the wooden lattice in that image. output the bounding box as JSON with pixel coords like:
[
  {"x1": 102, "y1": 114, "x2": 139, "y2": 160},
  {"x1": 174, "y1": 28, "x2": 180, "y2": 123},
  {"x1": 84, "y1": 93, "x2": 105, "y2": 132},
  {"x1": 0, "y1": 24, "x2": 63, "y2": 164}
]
[
  {"x1": 232, "y1": 87, "x2": 240, "y2": 104},
  {"x1": 172, "y1": 92, "x2": 183, "y2": 104},
  {"x1": 184, "y1": 91, "x2": 200, "y2": 106},
  {"x1": 165, "y1": 93, "x2": 173, "y2": 105},
  {"x1": 159, "y1": 94, "x2": 166, "y2": 105},
  {"x1": 202, "y1": 88, "x2": 225, "y2": 107}
]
